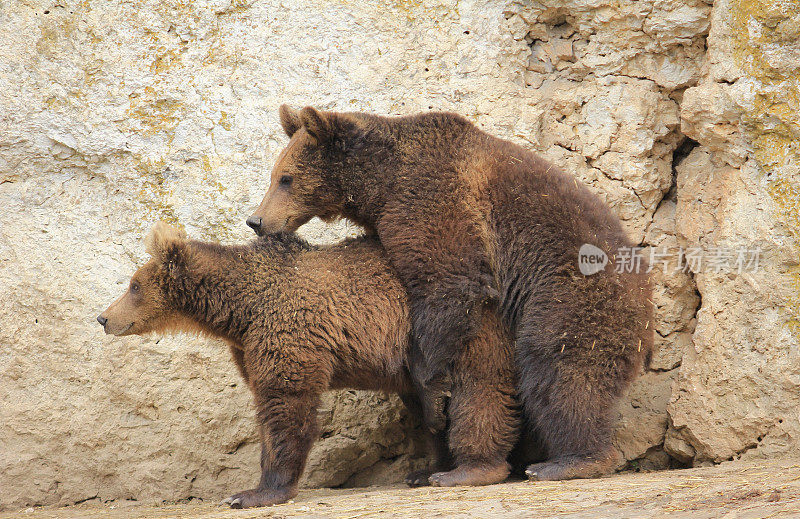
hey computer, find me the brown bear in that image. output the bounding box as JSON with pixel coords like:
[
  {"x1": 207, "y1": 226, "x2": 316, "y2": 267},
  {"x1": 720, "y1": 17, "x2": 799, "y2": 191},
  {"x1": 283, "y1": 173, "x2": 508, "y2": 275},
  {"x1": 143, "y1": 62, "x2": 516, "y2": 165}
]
[
  {"x1": 97, "y1": 223, "x2": 517, "y2": 508},
  {"x1": 246, "y1": 106, "x2": 654, "y2": 484}
]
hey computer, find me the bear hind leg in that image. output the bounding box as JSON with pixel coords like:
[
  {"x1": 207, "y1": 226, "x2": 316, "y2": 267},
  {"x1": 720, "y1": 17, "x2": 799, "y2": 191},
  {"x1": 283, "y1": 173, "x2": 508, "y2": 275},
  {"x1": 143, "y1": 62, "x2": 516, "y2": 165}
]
[
  {"x1": 517, "y1": 352, "x2": 623, "y2": 482},
  {"x1": 428, "y1": 310, "x2": 518, "y2": 487}
]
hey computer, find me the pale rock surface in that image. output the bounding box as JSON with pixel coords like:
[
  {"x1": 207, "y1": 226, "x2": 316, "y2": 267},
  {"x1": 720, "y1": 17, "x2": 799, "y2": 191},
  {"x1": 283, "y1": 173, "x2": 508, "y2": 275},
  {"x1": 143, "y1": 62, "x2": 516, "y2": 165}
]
[
  {"x1": 1, "y1": 0, "x2": 797, "y2": 511},
  {"x1": 664, "y1": 0, "x2": 800, "y2": 464}
]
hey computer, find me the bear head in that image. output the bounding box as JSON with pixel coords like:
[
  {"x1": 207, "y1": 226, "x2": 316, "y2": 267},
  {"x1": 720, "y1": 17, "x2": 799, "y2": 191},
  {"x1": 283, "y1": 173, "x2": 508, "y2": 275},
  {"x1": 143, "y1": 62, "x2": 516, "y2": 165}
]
[
  {"x1": 247, "y1": 105, "x2": 387, "y2": 235},
  {"x1": 97, "y1": 222, "x2": 186, "y2": 336}
]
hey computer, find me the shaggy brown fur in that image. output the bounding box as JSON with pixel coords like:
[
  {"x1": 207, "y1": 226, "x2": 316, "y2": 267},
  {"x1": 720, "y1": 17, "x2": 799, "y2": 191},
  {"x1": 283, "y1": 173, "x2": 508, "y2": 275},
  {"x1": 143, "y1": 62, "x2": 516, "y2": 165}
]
[
  {"x1": 247, "y1": 106, "x2": 654, "y2": 483},
  {"x1": 98, "y1": 223, "x2": 517, "y2": 508}
]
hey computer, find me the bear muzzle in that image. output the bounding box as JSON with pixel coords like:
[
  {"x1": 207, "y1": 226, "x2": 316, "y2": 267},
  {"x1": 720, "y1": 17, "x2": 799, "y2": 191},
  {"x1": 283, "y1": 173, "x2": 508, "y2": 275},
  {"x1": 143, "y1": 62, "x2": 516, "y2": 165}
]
[{"x1": 246, "y1": 215, "x2": 263, "y2": 234}]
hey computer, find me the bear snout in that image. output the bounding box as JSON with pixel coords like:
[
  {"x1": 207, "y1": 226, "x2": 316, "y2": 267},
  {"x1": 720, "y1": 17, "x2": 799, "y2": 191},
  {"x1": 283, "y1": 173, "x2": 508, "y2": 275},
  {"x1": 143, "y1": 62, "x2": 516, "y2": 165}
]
[
  {"x1": 246, "y1": 215, "x2": 263, "y2": 234},
  {"x1": 96, "y1": 315, "x2": 107, "y2": 326}
]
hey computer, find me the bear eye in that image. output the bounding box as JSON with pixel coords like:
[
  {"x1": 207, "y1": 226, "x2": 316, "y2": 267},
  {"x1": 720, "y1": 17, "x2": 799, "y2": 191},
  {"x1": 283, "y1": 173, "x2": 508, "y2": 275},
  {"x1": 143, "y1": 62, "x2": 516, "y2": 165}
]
[
  {"x1": 278, "y1": 175, "x2": 293, "y2": 187},
  {"x1": 130, "y1": 282, "x2": 140, "y2": 293}
]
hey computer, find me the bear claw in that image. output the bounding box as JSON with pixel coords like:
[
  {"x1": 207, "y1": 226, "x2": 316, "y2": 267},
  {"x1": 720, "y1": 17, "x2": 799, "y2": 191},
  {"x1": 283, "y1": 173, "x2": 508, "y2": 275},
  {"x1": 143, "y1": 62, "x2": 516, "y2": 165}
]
[{"x1": 220, "y1": 496, "x2": 242, "y2": 509}]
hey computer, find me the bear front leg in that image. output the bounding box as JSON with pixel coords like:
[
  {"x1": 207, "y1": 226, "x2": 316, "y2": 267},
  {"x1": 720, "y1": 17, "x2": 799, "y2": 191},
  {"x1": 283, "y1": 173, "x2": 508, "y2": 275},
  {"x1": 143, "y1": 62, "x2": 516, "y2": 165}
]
[
  {"x1": 399, "y1": 392, "x2": 453, "y2": 487},
  {"x1": 404, "y1": 347, "x2": 451, "y2": 434},
  {"x1": 404, "y1": 427, "x2": 452, "y2": 487},
  {"x1": 223, "y1": 390, "x2": 321, "y2": 509}
]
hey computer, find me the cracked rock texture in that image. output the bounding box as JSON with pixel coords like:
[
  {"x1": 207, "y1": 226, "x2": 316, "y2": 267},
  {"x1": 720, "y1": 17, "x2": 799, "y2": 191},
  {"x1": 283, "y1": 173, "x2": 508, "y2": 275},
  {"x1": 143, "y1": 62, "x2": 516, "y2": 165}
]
[
  {"x1": 664, "y1": 0, "x2": 800, "y2": 464},
  {"x1": 0, "y1": 0, "x2": 797, "y2": 510}
]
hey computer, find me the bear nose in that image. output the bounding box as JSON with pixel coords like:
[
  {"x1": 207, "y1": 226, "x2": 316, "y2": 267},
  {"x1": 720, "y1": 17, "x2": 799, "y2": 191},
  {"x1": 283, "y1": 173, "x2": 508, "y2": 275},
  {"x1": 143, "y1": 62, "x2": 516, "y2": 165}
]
[
  {"x1": 97, "y1": 315, "x2": 107, "y2": 326},
  {"x1": 246, "y1": 216, "x2": 262, "y2": 232}
]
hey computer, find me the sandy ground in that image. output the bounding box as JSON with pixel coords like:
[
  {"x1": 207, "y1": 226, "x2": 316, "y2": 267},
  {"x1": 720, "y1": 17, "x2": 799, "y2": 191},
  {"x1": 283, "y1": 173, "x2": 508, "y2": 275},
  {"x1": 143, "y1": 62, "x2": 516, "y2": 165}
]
[{"x1": 4, "y1": 459, "x2": 800, "y2": 519}]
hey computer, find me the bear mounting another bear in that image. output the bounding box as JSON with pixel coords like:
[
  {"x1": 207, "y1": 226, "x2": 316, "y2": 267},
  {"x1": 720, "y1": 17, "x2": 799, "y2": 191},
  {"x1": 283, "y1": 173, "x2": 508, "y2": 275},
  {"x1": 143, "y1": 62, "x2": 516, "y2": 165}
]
[
  {"x1": 248, "y1": 106, "x2": 654, "y2": 484},
  {"x1": 98, "y1": 223, "x2": 518, "y2": 508}
]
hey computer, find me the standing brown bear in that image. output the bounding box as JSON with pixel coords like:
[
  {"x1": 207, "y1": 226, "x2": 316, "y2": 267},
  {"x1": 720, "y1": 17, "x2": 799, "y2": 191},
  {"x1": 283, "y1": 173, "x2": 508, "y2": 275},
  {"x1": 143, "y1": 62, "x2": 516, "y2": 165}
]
[
  {"x1": 247, "y1": 106, "x2": 653, "y2": 484},
  {"x1": 97, "y1": 223, "x2": 517, "y2": 508}
]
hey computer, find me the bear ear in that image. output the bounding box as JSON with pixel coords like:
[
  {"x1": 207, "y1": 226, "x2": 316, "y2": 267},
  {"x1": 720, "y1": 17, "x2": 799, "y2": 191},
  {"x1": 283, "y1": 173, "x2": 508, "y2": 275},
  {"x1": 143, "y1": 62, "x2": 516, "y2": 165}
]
[
  {"x1": 279, "y1": 104, "x2": 302, "y2": 137},
  {"x1": 145, "y1": 221, "x2": 187, "y2": 262},
  {"x1": 299, "y1": 106, "x2": 332, "y2": 145}
]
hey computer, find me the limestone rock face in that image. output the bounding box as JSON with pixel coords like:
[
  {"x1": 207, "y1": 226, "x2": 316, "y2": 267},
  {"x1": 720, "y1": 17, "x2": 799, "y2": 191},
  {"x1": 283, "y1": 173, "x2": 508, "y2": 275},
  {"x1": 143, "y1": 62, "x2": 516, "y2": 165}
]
[
  {"x1": 665, "y1": 0, "x2": 800, "y2": 464},
  {"x1": 1, "y1": 0, "x2": 797, "y2": 510}
]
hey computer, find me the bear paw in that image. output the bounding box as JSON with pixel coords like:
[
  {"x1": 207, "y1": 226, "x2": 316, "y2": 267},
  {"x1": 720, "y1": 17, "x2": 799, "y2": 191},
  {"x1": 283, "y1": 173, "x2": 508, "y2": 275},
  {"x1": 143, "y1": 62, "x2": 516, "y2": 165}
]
[
  {"x1": 404, "y1": 469, "x2": 434, "y2": 487},
  {"x1": 525, "y1": 461, "x2": 571, "y2": 481},
  {"x1": 221, "y1": 486, "x2": 296, "y2": 509},
  {"x1": 526, "y1": 450, "x2": 621, "y2": 481},
  {"x1": 429, "y1": 462, "x2": 509, "y2": 487}
]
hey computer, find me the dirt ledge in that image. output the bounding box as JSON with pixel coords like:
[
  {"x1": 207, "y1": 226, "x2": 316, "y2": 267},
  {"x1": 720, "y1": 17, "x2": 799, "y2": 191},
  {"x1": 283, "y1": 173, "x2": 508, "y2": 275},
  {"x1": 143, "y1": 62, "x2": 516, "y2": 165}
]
[{"x1": 4, "y1": 459, "x2": 800, "y2": 519}]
